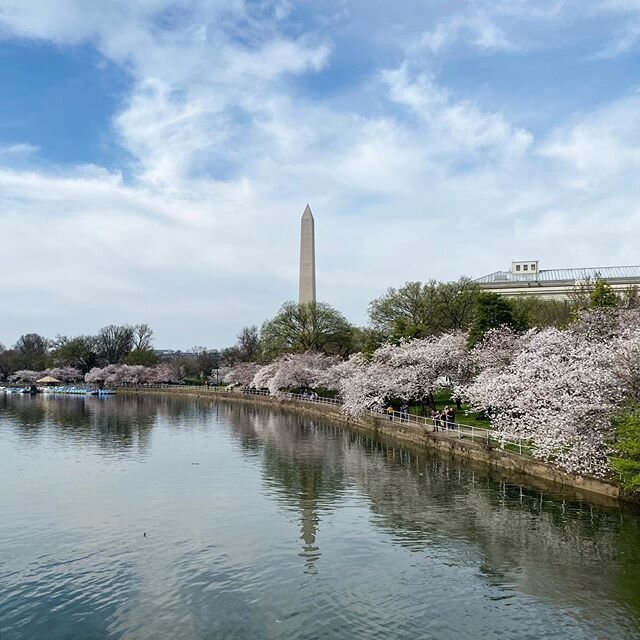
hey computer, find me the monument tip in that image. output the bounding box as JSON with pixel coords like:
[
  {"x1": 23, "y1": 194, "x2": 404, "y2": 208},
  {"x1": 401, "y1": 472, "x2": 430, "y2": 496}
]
[{"x1": 302, "y1": 203, "x2": 313, "y2": 219}]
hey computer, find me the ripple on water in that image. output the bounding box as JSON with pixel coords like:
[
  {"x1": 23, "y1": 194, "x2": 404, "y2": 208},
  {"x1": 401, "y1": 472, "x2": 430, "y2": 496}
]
[{"x1": 1, "y1": 395, "x2": 640, "y2": 640}]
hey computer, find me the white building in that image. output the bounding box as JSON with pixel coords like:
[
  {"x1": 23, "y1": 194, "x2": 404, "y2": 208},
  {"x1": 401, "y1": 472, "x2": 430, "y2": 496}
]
[{"x1": 475, "y1": 261, "x2": 640, "y2": 299}]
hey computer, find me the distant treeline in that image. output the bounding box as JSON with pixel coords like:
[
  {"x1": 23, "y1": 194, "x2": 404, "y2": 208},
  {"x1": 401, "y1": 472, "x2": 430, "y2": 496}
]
[{"x1": 1, "y1": 275, "x2": 635, "y2": 382}]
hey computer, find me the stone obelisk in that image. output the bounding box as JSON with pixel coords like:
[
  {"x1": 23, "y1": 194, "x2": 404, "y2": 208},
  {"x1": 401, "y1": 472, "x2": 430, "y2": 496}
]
[{"x1": 299, "y1": 204, "x2": 316, "y2": 304}]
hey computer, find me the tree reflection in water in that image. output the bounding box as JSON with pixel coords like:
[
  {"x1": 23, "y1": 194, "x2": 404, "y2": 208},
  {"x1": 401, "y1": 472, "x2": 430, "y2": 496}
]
[
  {"x1": 2, "y1": 394, "x2": 639, "y2": 632},
  {"x1": 217, "y1": 401, "x2": 640, "y2": 623}
]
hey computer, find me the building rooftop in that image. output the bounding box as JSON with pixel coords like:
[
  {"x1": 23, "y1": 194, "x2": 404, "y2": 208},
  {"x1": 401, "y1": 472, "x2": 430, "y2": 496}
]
[{"x1": 475, "y1": 265, "x2": 640, "y2": 285}]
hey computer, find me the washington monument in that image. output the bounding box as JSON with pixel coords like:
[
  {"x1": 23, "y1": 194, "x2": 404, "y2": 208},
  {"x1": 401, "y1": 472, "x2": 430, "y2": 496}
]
[{"x1": 299, "y1": 204, "x2": 316, "y2": 304}]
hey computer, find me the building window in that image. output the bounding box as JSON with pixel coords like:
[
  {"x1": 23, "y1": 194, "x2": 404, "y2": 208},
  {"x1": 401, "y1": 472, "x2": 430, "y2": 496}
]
[
  {"x1": 515, "y1": 265, "x2": 521, "y2": 272},
  {"x1": 531, "y1": 264, "x2": 536, "y2": 271},
  {"x1": 523, "y1": 264, "x2": 529, "y2": 271}
]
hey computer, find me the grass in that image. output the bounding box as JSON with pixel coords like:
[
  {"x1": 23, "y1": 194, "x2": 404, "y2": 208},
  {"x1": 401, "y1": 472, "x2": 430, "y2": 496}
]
[
  {"x1": 408, "y1": 389, "x2": 491, "y2": 429},
  {"x1": 611, "y1": 458, "x2": 640, "y2": 492},
  {"x1": 610, "y1": 407, "x2": 640, "y2": 492}
]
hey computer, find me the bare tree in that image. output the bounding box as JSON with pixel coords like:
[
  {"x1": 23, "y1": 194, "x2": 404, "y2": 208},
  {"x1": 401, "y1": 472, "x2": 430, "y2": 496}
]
[
  {"x1": 97, "y1": 324, "x2": 134, "y2": 364},
  {"x1": 368, "y1": 278, "x2": 480, "y2": 339},
  {"x1": 133, "y1": 324, "x2": 154, "y2": 351},
  {"x1": 190, "y1": 346, "x2": 220, "y2": 379},
  {"x1": 237, "y1": 325, "x2": 260, "y2": 362}
]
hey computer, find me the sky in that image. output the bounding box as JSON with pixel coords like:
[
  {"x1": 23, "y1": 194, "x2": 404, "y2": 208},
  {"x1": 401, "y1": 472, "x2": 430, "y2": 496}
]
[{"x1": 1, "y1": 0, "x2": 640, "y2": 349}]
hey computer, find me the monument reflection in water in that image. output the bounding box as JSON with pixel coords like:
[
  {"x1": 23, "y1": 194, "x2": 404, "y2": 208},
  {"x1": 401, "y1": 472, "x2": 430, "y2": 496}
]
[{"x1": 0, "y1": 393, "x2": 639, "y2": 640}]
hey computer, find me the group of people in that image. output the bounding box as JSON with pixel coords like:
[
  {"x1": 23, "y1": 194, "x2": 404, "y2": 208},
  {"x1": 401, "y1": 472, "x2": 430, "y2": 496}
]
[
  {"x1": 386, "y1": 404, "x2": 410, "y2": 422},
  {"x1": 431, "y1": 406, "x2": 456, "y2": 432},
  {"x1": 385, "y1": 403, "x2": 457, "y2": 430}
]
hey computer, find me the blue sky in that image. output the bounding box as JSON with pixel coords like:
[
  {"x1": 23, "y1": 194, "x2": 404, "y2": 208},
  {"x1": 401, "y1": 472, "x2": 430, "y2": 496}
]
[{"x1": 1, "y1": 0, "x2": 640, "y2": 348}]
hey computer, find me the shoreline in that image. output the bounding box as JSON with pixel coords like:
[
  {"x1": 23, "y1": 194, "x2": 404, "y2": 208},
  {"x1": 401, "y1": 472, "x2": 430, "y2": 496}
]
[{"x1": 118, "y1": 386, "x2": 636, "y2": 507}]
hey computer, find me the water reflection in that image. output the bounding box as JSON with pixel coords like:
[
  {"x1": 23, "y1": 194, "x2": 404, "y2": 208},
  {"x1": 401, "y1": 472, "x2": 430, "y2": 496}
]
[
  {"x1": 219, "y1": 402, "x2": 640, "y2": 629},
  {"x1": 1, "y1": 394, "x2": 639, "y2": 640}
]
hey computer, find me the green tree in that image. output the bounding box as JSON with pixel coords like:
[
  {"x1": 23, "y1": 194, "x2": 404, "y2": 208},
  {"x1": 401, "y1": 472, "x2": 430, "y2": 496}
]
[
  {"x1": 611, "y1": 407, "x2": 640, "y2": 492},
  {"x1": 434, "y1": 278, "x2": 481, "y2": 331},
  {"x1": 619, "y1": 285, "x2": 640, "y2": 309},
  {"x1": 467, "y1": 292, "x2": 525, "y2": 348},
  {"x1": 510, "y1": 296, "x2": 573, "y2": 329},
  {"x1": 261, "y1": 301, "x2": 353, "y2": 359},
  {"x1": 352, "y1": 327, "x2": 386, "y2": 357},
  {"x1": 125, "y1": 349, "x2": 159, "y2": 366},
  {"x1": 369, "y1": 281, "x2": 431, "y2": 338},
  {"x1": 0, "y1": 344, "x2": 19, "y2": 381},
  {"x1": 591, "y1": 279, "x2": 618, "y2": 309},
  {"x1": 14, "y1": 333, "x2": 50, "y2": 370},
  {"x1": 368, "y1": 278, "x2": 480, "y2": 340},
  {"x1": 51, "y1": 335, "x2": 99, "y2": 373}
]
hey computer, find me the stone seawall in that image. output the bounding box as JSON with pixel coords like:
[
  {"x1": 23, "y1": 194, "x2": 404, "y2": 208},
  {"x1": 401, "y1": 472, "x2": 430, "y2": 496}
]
[{"x1": 120, "y1": 387, "x2": 627, "y2": 504}]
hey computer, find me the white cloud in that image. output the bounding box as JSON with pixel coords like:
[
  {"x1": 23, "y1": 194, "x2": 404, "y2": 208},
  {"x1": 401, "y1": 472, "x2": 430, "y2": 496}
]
[
  {"x1": 383, "y1": 65, "x2": 533, "y2": 162},
  {"x1": 540, "y1": 96, "x2": 640, "y2": 188},
  {"x1": 0, "y1": 143, "x2": 39, "y2": 161},
  {"x1": 1, "y1": 1, "x2": 640, "y2": 348},
  {"x1": 421, "y1": 13, "x2": 512, "y2": 53}
]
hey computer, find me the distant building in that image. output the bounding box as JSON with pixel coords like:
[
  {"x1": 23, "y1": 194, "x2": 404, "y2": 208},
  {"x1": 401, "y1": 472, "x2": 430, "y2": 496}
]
[
  {"x1": 153, "y1": 349, "x2": 196, "y2": 360},
  {"x1": 475, "y1": 261, "x2": 640, "y2": 300}
]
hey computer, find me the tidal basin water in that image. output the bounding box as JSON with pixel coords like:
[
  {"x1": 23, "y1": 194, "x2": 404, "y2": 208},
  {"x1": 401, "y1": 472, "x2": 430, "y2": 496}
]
[{"x1": 1, "y1": 395, "x2": 640, "y2": 639}]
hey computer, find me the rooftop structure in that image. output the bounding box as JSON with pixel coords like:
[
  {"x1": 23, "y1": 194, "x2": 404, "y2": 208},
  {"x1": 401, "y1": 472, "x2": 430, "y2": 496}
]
[{"x1": 475, "y1": 261, "x2": 640, "y2": 299}]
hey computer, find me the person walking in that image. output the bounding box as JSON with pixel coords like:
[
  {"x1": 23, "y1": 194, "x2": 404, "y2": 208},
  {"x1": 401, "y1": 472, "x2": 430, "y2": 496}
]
[
  {"x1": 387, "y1": 405, "x2": 395, "y2": 421},
  {"x1": 431, "y1": 409, "x2": 439, "y2": 432}
]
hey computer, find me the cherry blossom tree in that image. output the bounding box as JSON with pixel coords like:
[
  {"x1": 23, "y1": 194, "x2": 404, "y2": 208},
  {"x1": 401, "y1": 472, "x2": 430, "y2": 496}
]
[
  {"x1": 149, "y1": 363, "x2": 181, "y2": 384},
  {"x1": 340, "y1": 332, "x2": 471, "y2": 415},
  {"x1": 250, "y1": 352, "x2": 342, "y2": 395},
  {"x1": 85, "y1": 365, "x2": 119, "y2": 385},
  {"x1": 466, "y1": 327, "x2": 537, "y2": 377},
  {"x1": 85, "y1": 363, "x2": 181, "y2": 385},
  {"x1": 8, "y1": 370, "x2": 43, "y2": 383},
  {"x1": 251, "y1": 362, "x2": 279, "y2": 391},
  {"x1": 461, "y1": 326, "x2": 621, "y2": 477},
  {"x1": 223, "y1": 362, "x2": 262, "y2": 387},
  {"x1": 9, "y1": 366, "x2": 84, "y2": 383},
  {"x1": 48, "y1": 367, "x2": 83, "y2": 382},
  {"x1": 339, "y1": 353, "x2": 394, "y2": 415}
]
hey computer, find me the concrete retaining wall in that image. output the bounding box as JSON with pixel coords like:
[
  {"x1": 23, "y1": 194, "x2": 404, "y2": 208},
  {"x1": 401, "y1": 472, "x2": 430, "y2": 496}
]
[{"x1": 120, "y1": 387, "x2": 626, "y2": 504}]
